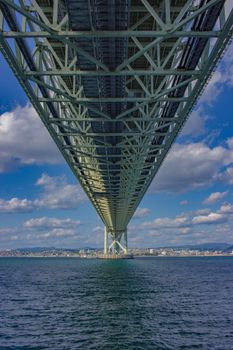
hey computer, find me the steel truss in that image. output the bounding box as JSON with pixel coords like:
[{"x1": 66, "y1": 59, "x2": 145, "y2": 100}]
[{"x1": 0, "y1": 0, "x2": 232, "y2": 252}]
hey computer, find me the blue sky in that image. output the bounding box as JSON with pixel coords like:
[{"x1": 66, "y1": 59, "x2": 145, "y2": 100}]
[{"x1": 1, "y1": 44, "x2": 233, "y2": 249}]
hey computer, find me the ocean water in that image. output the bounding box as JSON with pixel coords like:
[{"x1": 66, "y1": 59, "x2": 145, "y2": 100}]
[{"x1": 0, "y1": 257, "x2": 233, "y2": 350}]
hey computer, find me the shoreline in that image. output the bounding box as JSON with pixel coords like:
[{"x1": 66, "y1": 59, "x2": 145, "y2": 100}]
[{"x1": 0, "y1": 254, "x2": 233, "y2": 258}]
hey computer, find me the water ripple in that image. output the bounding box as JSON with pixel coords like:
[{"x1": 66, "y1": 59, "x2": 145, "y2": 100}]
[{"x1": 0, "y1": 257, "x2": 233, "y2": 349}]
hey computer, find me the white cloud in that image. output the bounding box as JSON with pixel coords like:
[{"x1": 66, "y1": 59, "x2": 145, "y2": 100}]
[
  {"x1": 200, "y1": 43, "x2": 233, "y2": 105},
  {"x1": 181, "y1": 107, "x2": 208, "y2": 137},
  {"x1": 35, "y1": 173, "x2": 86, "y2": 209},
  {"x1": 24, "y1": 217, "x2": 81, "y2": 229},
  {"x1": 150, "y1": 139, "x2": 233, "y2": 193},
  {"x1": 219, "y1": 167, "x2": 233, "y2": 185},
  {"x1": 127, "y1": 200, "x2": 233, "y2": 246},
  {"x1": 219, "y1": 203, "x2": 233, "y2": 214},
  {"x1": 201, "y1": 70, "x2": 224, "y2": 105},
  {"x1": 0, "y1": 216, "x2": 82, "y2": 245},
  {"x1": 133, "y1": 207, "x2": 150, "y2": 218},
  {"x1": 203, "y1": 191, "x2": 228, "y2": 205},
  {"x1": 191, "y1": 208, "x2": 211, "y2": 216},
  {"x1": 0, "y1": 227, "x2": 16, "y2": 235},
  {"x1": 141, "y1": 216, "x2": 189, "y2": 229},
  {"x1": 178, "y1": 42, "x2": 233, "y2": 141},
  {"x1": 0, "y1": 198, "x2": 34, "y2": 213},
  {"x1": 179, "y1": 228, "x2": 191, "y2": 235},
  {"x1": 1, "y1": 200, "x2": 233, "y2": 248},
  {"x1": 192, "y1": 212, "x2": 225, "y2": 225},
  {"x1": 35, "y1": 229, "x2": 76, "y2": 239},
  {"x1": 136, "y1": 204, "x2": 232, "y2": 235},
  {"x1": 0, "y1": 104, "x2": 62, "y2": 172},
  {"x1": 0, "y1": 174, "x2": 86, "y2": 213}
]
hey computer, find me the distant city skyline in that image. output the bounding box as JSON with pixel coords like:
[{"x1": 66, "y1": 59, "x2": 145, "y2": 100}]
[{"x1": 1, "y1": 44, "x2": 233, "y2": 249}]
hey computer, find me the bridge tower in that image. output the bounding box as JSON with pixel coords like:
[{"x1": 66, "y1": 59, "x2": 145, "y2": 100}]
[{"x1": 104, "y1": 227, "x2": 128, "y2": 256}]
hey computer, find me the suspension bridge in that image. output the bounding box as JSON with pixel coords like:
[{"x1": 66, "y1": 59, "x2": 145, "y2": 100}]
[{"x1": 0, "y1": 0, "x2": 232, "y2": 256}]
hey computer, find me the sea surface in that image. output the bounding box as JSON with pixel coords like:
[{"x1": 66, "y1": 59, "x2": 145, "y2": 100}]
[{"x1": 0, "y1": 257, "x2": 233, "y2": 350}]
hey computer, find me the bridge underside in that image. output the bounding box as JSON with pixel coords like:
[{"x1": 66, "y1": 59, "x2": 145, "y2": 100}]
[{"x1": 0, "y1": 0, "x2": 232, "y2": 252}]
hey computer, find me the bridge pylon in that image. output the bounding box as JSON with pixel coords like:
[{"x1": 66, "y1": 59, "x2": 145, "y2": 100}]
[{"x1": 104, "y1": 227, "x2": 128, "y2": 256}]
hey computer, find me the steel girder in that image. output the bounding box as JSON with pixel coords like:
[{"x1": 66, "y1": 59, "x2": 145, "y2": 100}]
[{"x1": 0, "y1": 0, "x2": 232, "y2": 245}]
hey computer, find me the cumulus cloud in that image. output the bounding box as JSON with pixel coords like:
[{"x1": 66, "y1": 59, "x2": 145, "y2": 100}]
[
  {"x1": 150, "y1": 138, "x2": 233, "y2": 193},
  {"x1": 35, "y1": 229, "x2": 77, "y2": 239},
  {"x1": 201, "y1": 70, "x2": 225, "y2": 105},
  {"x1": 192, "y1": 212, "x2": 225, "y2": 225},
  {"x1": 141, "y1": 215, "x2": 189, "y2": 229},
  {"x1": 200, "y1": 43, "x2": 233, "y2": 105},
  {"x1": 0, "y1": 174, "x2": 86, "y2": 213},
  {"x1": 133, "y1": 207, "x2": 150, "y2": 218},
  {"x1": 179, "y1": 227, "x2": 191, "y2": 235},
  {"x1": 24, "y1": 226, "x2": 79, "y2": 240},
  {"x1": 5, "y1": 201, "x2": 229, "y2": 247},
  {"x1": 0, "y1": 215, "x2": 83, "y2": 247},
  {"x1": 181, "y1": 107, "x2": 208, "y2": 137},
  {"x1": 1, "y1": 200, "x2": 233, "y2": 248},
  {"x1": 0, "y1": 227, "x2": 17, "y2": 235},
  {"x1": 203, "y1": 191, "x2": 228, "y2": 205},
  {"x1": 0, "y1": 105, "x2": 63, "y2": 172},
  {"x1": 34, "y1": 173, "x2": 86, "y2": 209},
  {"x1": 178, "y1": 42, "x2": 233, "y2": 141},
  {"x1": 126, "y1": 201, "x2": 233, "y2": 247},
  {"x1": 136, "y1": 203, "x2": 233, "y2": 235},
  {"x1": 24, "y1": 217, "x2": 81, "y2": 229},
  {"x1": 0, "y1": 198, "x2": 34, "y2": 213},
  {"x1": 218, "y1": 167, "x2": 233, "y2": 185},
  {"x1": 219, "y1": 203, "x2": 233, "y2": 214}
]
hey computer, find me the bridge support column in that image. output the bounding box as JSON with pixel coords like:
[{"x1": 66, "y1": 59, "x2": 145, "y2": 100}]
[
  {"x1": 102, "y1": 228, "x2": 129, "y2": 257},
  {"x1": 108, "y1": 229, "x2": 128, "y2": 255},
  {"x1": 104, "y1": 227, "x2": 108, "y2": 255},
  {"x1": 123, "y1": 229, "x2": 128, "y2": 254}
]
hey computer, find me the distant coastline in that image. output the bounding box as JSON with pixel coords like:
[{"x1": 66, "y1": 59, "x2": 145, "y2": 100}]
[{"x1": 1, "y1": 244, "x2": 233, "y2": 258}]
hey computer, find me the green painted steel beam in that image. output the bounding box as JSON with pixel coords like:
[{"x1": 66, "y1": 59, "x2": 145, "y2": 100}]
[
  {"x1": 24, "y1": 69, "x2": 201, "y2": 77},
  {"x1": 38, "y1": 97, "x2": 189, "y2": 103},
  {"x1": 2, "y1": 30, "x2": 222, "y2": 38}
]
